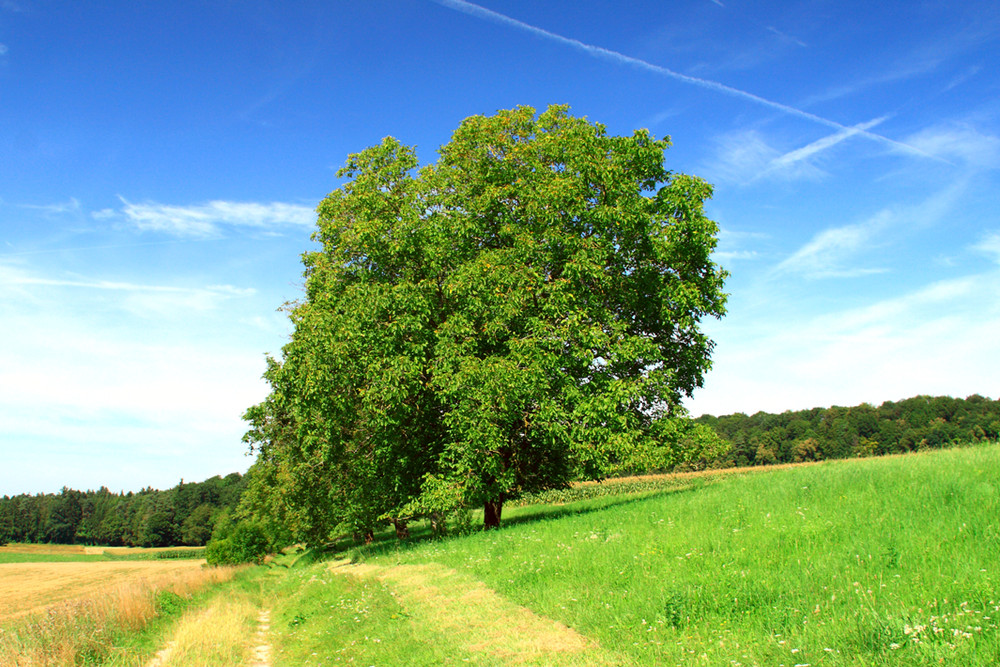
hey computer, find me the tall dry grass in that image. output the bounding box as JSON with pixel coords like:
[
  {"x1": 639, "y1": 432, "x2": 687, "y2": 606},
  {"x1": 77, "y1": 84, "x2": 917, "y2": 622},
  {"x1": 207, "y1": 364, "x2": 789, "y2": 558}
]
[
  {"x1": 0, "y1": 561, "x2": 211, "y2": 622},
  {"x1": 0, "y1": 565, "x2": 238, "y2": 666}
]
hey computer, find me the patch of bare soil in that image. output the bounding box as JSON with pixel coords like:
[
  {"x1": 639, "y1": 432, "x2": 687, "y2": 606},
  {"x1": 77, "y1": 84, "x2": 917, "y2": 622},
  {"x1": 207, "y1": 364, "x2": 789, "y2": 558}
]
[
  {"x1": 144, "y1": 640, "x2": 176, "y2": 667},
  {"x1": 249, "y1": 608, "x2": 272, "y2": 667}
]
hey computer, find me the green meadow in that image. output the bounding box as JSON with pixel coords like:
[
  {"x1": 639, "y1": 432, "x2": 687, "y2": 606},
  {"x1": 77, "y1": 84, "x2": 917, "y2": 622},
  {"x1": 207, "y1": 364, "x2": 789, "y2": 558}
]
[{"x1": 270, "y1": 444, "x2": 1000, "y2": 666}]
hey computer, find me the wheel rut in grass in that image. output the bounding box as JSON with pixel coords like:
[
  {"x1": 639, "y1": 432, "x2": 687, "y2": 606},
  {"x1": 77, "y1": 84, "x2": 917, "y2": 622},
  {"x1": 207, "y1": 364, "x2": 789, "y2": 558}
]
[
  {"x1": 330, "y1": 560, "x2": 607, "y2": 665},
  {"x1": 249, "y1": 608, "x2": 272, "y2": 667},
  {"x1": 144, "y1": 601, "x2": 271, "y2": 666},
  {"x1": 144, "y1": 640, "x2": 176, "y2": 667}
]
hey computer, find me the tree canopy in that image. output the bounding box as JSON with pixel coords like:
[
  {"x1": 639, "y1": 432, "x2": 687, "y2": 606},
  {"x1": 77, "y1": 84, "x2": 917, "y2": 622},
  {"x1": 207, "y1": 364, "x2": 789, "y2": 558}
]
[{"x1": 242, "y1": 105, "x2": 728, "y2": 539}]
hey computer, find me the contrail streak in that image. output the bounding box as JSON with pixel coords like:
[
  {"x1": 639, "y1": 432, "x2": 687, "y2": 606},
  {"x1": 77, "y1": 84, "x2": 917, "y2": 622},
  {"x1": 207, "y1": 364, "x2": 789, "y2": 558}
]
[
  {"x1": 770, "y1": 116, "x2": 889, "y2": 170},
  {"x1": 431, "y1": 0, "x2": 942, "y2": 161}
]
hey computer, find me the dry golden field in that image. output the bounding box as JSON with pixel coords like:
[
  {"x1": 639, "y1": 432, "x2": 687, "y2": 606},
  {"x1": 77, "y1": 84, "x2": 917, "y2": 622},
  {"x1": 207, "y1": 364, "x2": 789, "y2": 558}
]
[
  {"x1": 0, "y1": 545, "x2": 236, "y2": 667},
  {"x1": 0, "y1": 544, "x2": 90, "y2": 556},
  {"x1": 0, "y1": 545, "x2": 209, "y2": 623}
]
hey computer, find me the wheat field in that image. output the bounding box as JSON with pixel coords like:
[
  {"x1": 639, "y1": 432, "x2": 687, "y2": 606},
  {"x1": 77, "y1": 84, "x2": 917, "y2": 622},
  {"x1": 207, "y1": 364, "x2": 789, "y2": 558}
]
[
  {"x1": 0, "y1": 559, "x2": 208, "y2": 622},
  {"x1": 0, "y1": 552, "x2": 235, "y2": 666}
]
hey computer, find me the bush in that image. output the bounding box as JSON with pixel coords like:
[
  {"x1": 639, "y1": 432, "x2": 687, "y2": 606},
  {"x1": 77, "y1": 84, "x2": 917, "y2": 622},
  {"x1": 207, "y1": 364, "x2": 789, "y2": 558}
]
[
  {"x1": 204, "y1": 538, "x2": 235, "y2": 566},
  {"x1": 205, "y1": 520, "x2": 270, "y2": 565}
]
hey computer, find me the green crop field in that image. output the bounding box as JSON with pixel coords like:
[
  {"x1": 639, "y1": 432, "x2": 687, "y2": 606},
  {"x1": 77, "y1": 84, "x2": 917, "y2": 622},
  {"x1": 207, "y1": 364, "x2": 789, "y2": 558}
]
[{"x1": 0, "y1": 544, "x2": 206, "y2": 564}]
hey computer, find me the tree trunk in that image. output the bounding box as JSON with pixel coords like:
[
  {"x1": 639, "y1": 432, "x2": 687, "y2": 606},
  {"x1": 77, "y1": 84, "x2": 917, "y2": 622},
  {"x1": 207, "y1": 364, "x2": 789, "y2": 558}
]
[
  {"x1": 430, "y1": 512, "x2": 447, "y2": 536},
  {"x1": 484, "y1": 496, "x2": 504, "y2": 529},
  {"x1": 352, "y1": 530, "x2": 376, "y2": 544},
  {"x1": 392, "y1": 519, "x2": 410, "y2": 540}
]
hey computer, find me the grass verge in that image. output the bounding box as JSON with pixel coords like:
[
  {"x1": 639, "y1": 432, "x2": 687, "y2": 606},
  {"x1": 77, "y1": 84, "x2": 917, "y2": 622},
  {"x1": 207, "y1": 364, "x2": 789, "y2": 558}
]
[{"x1": 0, "y1": 545, "x2": 207, "y2": 564}]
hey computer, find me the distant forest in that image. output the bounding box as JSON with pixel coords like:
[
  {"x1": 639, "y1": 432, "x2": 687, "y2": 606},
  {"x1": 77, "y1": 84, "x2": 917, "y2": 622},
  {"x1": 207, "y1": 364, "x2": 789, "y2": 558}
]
[
  {"x1": 694, "y1": 394, "x2": 1000, "y2": 468},
  {"x1": 2, "y1": 395, "x2": 996, "y2": 548},
  {"x1": 0, "y1": 473, "x2": 246, "y2": 548}
]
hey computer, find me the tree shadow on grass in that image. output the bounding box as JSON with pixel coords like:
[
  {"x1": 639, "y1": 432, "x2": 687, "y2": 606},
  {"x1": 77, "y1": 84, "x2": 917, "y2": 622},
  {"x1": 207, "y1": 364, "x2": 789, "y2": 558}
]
[{"x1": 329, "y1": 482, "x2": 701, "y2": 563}]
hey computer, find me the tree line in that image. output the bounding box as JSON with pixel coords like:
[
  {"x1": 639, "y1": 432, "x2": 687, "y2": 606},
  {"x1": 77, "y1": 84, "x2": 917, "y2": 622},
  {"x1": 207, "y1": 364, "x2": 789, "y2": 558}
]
[
  {"x1": 692, "y1": 394, "x2": 1000, "y2": 468},
  {"x1": 0, "y1": 473, "x2": 246, "y2": 548}
]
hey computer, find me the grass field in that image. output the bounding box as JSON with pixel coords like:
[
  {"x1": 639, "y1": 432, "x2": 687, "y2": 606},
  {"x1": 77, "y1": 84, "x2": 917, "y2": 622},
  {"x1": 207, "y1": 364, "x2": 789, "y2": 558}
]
[
  {"x1": 3, "y1": 444, "x2": 997, "y2": 665},
  {"x1": 0, "y1": 544, "x2": 110, "y2": 564},
  {"x1": 267, "y1": 443, "x2": 1000, "y2": 666}
]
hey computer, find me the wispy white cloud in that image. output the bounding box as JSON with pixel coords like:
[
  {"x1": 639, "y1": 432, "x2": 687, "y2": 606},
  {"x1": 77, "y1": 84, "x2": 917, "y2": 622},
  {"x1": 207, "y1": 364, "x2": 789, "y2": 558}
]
[
  {"x1": 643, "y1": 108, "x2": 682, "y2": 128},
  {"x1": 114, "y1": 198, "x2": 315, "y2": 237},
  {"x1": 719, "y1": 228, "x2": 770, "y2": 244},
  {"x1": 708, "y1": 117, "x2": 889, "y2": 185},
  {"x1": 0, "y1": 260, "x2": 279, "y2": 493},
  {"x1": 710, "y1": 229, "x2": 768, "y2": 265},
  {"x1": 687, "y1": 269, "x2": 1000, "y2": 416},
  {"x1": 0, "y1": 44, "x2": 8, "y2": 56},
  {"x1": 703, "y1": 130, "x2": 781, "y2": 185},
  {"x1": 6, "y1": 273, "x2": 254, "y2": 297},
  {"x1": 903, "y1": 122, "x2": 1000, "y2": 168},
  {"x1": 802, "y1": 61, "x2": 940, "y2": 107},
  {"x1": 714, "y1": 250, "x2": 758, "y2": 263},
  {"x1": 90, "y1": 208, "x2": 117, "y2": 220},
  {"x1": 974, "y1": 231, "x2": 1000, "y2": 264},
  {"x1": 765, "y1": 25, "x2": 806, "y2": 48},
  {"x1": 804, "y1": 13, "x2": 999, "y2": 108},
  {"x1": 0, "y1": 263, "x2": 256, "y2": 316},
  {"x1": 0, "y1": 322, "x2": 270, "y2": 492},
  {"x1": 774, "y1": 182, "x2": 966, "y2": 279},
  {"x1": 703, "y1": 129, "x2": 827, "y2": 184},
  {"x1": 943, "y1": 64, "x2": 982, "y2": 92},
  {"x1": 19, "y1": 198, "x2": 82, "y2": 215},
  {"x1": 431, "y1": 0, "x2": 939, "y2": 160},
  {"x1": 775, "y1": 211, "x2": 893, "y2": 279}
]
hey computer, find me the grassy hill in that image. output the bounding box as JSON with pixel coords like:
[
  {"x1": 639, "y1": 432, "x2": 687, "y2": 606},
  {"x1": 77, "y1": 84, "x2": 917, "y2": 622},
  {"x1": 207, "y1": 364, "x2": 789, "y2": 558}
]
[{"x1": 269, "y1": 443, "x2": 1000, "y2": 666}]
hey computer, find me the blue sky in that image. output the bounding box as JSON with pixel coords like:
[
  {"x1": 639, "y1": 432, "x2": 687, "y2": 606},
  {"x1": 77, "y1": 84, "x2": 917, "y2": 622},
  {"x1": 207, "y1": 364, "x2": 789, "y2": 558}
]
[{"x1": 2, "y1": 0, "x2": 998, "y2": 495}]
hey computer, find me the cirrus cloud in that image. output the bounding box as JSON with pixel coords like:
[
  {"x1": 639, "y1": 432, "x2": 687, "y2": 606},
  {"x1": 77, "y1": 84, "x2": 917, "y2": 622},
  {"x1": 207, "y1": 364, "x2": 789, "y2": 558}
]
[
  {"x1": 903, "y1": 123, "x2": 1000, "y2": 168},
  {"x1": 974, "y1": 230, "x2": 1000, "y2": 264},
  {"x1": 105, "y1": 198, "x2": 316, "y2": 237}
]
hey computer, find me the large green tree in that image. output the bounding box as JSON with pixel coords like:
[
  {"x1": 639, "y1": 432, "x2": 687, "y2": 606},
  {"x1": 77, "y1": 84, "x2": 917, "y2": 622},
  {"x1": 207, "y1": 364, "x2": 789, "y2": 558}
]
[{"x1": 244, "y1": 105, "x2": 727, "y2": 536}]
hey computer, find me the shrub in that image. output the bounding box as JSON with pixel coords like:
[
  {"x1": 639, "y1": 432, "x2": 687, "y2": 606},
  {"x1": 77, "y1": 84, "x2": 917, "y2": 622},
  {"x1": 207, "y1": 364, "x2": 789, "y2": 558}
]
[{"x1": 205, "y1": 520, "x2": 270, "y2": 565}]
